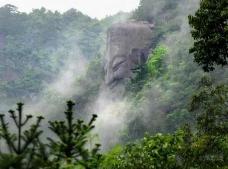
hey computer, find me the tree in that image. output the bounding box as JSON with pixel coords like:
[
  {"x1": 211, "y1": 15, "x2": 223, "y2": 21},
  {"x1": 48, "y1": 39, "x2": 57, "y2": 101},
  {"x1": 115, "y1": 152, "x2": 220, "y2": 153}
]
[
  {"x1": 147, "y1": 45, "x2": 167, "y2": 77},
  {"x1": 0, "y1": 4, "x2": 27, "y2": 36},
  {"x1": 47, "y1": 101, "x2": 102, "y2": 169},
  {"x1": 126, "y1": 63, "x2": 148, "y2": 93},
  {"x1": 126, "y1": 46, "x2": 167, "y2": 93},
  {"x1": 133, "y1": 0, "x2": 179, "y2": 23},
  {"x1": 0, "y1": 103, "x2": 44, "y2": 169},
  {"x1": 189, "y1": 78, "x2": 228, "y2": 169},
  {"x1": 101, "y1": 133, "x2": 184, "y2": 169},
  {"x1": 186, "y1": 0, "x2": 228, "y2": 166},
  {"x1": 0, "y1": 101, "x2": 102, "y2": 169},
  {"x1": 188, "y1": 0, "x2": 228, "y2": 71},
  {"x1": 177, "y1": 77, "x2": 228, "y2": 169}
]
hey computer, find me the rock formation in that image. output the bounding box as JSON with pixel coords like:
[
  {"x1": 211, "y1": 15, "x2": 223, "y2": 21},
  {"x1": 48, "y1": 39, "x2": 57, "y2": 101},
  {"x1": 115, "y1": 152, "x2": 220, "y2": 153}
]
[{"x1": 105, "y1": 21, "x2": 154, "y2": 88}]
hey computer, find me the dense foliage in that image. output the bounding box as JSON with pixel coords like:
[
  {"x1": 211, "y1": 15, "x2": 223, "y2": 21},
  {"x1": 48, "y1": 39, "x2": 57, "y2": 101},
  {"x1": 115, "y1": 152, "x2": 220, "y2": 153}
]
[
  {"x1": 125, "y1": 4, "x2": 201, "y2": 139},
  {"x1": 0, "y1": 5, "x2": 85, "y2": 100},
  {"x1": 127, "y1": 45, "x2": 167, "y2": 93},
  {"x1": 189, "y1": 0, "x2": 228, "y2": 71},
  {"x1": 101, "y1": 0, "x2": 227, "y2": 168},
  {"x1": 124, "y1": 0, "x2": 228, "y2": 140},
  {"x1": 101, "y1": 133, "x2": 183, "y2": 169},
  {"x1": 0, "y1": 4, "x2": 127, "y2": 107},
  {"x1": 188, "y1": 80, "x2": 228, "y2": 169},
  {"x1": 147, "y1": 45, "x2": 168, "y2": 77},
  {"x1": 0, "y1": 0, "x2": 227, "y2": 168},
  {"x1": 133, "y1": 0, "x2": 182, "y2": 47},
  {"x1": 101, "y1": 81, "x2": 228, "y2": 169}
]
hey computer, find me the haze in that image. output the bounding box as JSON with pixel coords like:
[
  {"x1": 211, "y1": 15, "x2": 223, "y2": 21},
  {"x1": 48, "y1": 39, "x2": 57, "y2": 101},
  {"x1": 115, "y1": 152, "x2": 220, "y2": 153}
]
[{"x1": 0, "y1": 0, "x2": 140, "y2": 19}]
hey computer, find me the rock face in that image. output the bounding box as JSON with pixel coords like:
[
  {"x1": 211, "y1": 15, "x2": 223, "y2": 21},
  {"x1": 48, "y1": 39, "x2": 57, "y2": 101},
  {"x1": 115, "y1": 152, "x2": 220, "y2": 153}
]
[{"x1": 105, "y1": 21, "x2": 154, "y2": 88}]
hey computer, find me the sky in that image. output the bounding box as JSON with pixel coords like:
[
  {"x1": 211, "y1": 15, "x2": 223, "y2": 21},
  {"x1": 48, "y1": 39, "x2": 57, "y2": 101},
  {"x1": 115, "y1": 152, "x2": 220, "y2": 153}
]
[{"x1": 0, "y1": 0, "x2": 140, "y2": 19}]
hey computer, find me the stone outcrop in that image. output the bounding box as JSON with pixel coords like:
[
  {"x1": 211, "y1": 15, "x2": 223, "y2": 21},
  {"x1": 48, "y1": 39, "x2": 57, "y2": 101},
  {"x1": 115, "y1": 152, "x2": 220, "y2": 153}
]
[{"x1": 105, "y1": 21, "x2": 154, "y2": 88}]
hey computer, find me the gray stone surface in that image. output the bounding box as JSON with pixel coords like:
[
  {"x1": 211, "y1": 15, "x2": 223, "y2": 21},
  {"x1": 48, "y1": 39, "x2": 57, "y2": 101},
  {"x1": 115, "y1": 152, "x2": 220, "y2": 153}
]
[{"x1": 105, "y1": 21, "x2": 154, "y2": 88}]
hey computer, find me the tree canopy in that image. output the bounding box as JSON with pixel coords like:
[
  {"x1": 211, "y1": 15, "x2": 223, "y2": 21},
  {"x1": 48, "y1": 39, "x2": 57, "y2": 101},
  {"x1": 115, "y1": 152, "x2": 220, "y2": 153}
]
[{"x1": 189, "y1": 0, "x2": 228, "y2": 71}]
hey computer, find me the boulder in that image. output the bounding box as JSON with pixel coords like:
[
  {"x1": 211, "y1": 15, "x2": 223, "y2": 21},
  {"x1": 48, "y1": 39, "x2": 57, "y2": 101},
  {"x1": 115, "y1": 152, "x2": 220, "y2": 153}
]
[{"x1": 105, "y1": 21, "x2": 154, "y2": 88}]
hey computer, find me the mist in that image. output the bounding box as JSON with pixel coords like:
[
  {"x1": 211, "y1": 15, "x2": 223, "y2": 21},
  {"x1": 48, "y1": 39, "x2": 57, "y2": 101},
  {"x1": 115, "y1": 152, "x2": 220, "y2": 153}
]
[
  {"x1": 0, "y1": 0, "x2": 226, "y2": 152},
  {"x1": 89, "y1": 0, "x2": 202, "y2": 147}
]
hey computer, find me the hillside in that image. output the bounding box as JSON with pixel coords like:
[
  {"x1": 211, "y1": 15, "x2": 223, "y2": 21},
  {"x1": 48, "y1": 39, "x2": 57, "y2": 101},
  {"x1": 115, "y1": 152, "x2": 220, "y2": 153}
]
[
  {"x1": 0, "y1": 0, "x2": 227, "y2": 168},
  {"x1": 0, "y1": 4, "x2": 129, "y2": 110}
]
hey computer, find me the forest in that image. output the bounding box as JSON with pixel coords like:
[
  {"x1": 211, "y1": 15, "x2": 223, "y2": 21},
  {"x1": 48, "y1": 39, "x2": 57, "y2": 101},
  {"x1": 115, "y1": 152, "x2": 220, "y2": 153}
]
[{"x1": 0, "y1": 0, "x2": 227, "y2": 168}]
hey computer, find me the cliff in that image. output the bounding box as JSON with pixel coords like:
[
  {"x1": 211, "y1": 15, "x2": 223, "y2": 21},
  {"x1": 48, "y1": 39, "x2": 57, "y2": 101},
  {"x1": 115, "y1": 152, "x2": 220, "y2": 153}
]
[{"x1": 105, "y1": 21, "x2": 154, "y2": 88}]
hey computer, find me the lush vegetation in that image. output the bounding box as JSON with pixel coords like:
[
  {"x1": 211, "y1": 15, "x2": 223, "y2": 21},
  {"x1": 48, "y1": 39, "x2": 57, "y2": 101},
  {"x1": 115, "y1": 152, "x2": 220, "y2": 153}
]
[
  {"x1": 126, "y1": 45, "x2": 167, "y2": 93},
  {"x1": 0, "y1": 4, "x2": 127, "y2": 109},
  {"x1": 102, "y1": 0, "x2": 227, "y2": 168},
  {"x1": 189, "y1": 0, "x2": 228, "y2": 71},
  {"x1": 0, "y1": 5, "x2": 95, "y2": 98},
  {"x1": 0, "y1": 0, "x2": 227, "y2": 168},
  {"x1": 124, "y1": 0, "x2": 228, "y2": 140},
  {"x1": 101, "y1": 79, "x2": 228, "y2": 169}
]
